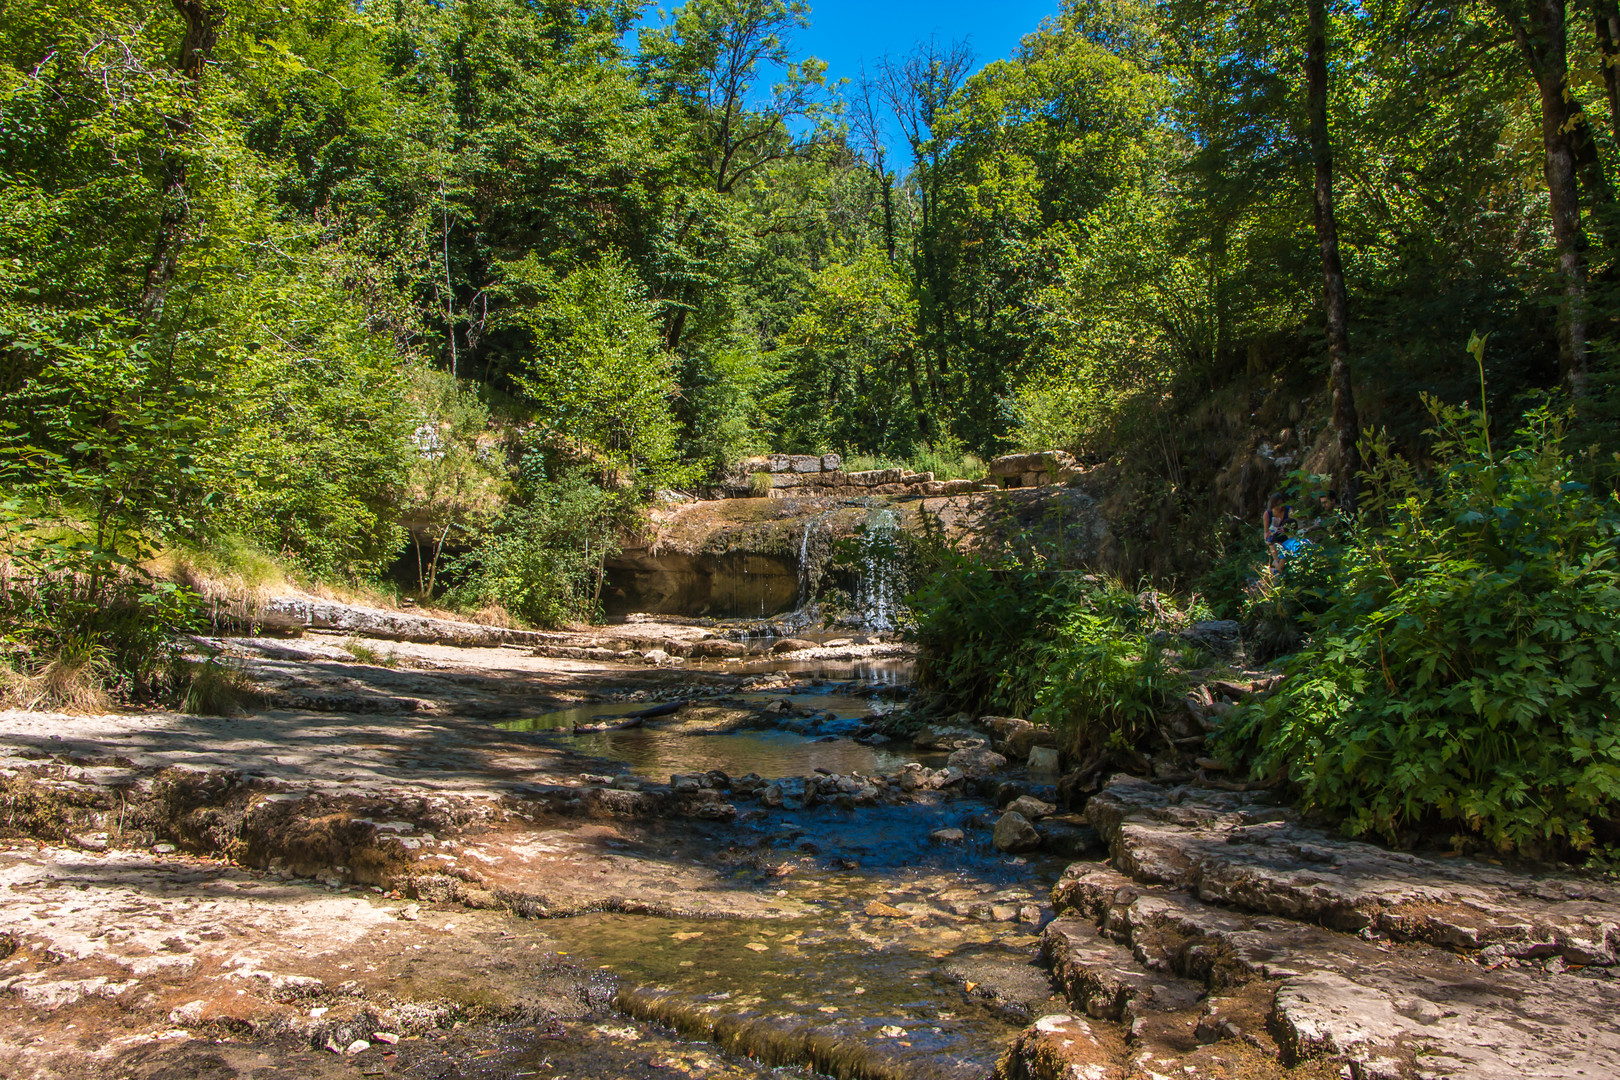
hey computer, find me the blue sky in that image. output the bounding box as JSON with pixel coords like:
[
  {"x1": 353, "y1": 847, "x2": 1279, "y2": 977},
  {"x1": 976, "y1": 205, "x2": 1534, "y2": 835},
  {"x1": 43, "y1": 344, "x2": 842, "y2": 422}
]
[
  {"x1": 794, "y1": 0, "x2": 1060, "y2": 83},
  {"x1": 791, "y1": 0, "x2": 1063, "y2": 156}
]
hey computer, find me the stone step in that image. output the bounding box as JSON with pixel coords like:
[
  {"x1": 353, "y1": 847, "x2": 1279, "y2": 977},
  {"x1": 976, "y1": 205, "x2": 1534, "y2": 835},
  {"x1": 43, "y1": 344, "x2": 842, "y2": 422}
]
[
  {"x1": 1085, "y1": 774, "x2": 1620, "y2": 966},
  {"x1": 1051, "y1": 861, "x2": 1620, "y2": 1078},
  {"x1": 1043, "y1": 916, "x2": 1202, "y2": 1022},
  {"x1": 1040, "y1": 914, "x2": 1291, "y2": 1079}
]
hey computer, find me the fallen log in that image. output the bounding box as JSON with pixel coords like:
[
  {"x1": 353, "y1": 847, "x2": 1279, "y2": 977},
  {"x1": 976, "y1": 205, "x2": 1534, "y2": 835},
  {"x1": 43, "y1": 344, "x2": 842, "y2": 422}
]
[{"x1": 624, "y1": 700, "x2": 688, "y2": 720}]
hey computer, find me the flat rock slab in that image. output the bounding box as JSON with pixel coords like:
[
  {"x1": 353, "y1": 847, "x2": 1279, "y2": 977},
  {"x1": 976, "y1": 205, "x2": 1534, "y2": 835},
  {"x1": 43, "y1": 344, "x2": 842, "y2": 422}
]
[
  {"x1": 257, "y1": 595, "x2": 548, "y2": 647},
  {"x1": 1042, "y1": 917, "x2": 1202, "y2": 1023},
  {"x1": 0, "y1": 845, "x2": 801, "y2": 1080},
  {"x1": 0, "y1": 707, "x2": 581, "y2": 799},
  {"x1": 1086, "y1": 775, "x2": 1620, "y2": 964},
  {"x1": 1051, "y1": 860, "x2": 1620, "y2": 1078}
]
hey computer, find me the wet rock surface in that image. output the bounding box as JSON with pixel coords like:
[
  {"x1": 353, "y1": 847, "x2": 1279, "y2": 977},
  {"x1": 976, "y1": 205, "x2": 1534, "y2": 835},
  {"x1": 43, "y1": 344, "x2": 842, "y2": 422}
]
[{"x1": 0, "y1": 654, "x2": 1066, "y2": 1079}]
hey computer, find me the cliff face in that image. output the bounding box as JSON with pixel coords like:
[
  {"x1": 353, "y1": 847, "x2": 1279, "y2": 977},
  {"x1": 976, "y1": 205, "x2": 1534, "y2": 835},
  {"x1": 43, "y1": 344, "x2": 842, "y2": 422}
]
[{"x1": 605, "y1": 483, "x2": 1116, "y2": 619}]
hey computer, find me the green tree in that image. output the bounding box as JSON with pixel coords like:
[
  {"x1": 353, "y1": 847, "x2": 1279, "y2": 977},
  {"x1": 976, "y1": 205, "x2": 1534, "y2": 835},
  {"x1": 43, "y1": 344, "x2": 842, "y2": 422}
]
[
  {"x1": 775, "y1": 251, "x2": 920, "y2": 453},
  {"x1": 504, "y1": 254, "x2": 687, "y2": 488}
]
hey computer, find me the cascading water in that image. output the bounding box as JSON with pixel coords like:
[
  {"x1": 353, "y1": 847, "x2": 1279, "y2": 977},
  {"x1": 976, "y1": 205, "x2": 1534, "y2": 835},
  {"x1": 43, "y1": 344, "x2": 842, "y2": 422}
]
[
  {"x1": 773, "y1": 512, "x2": 832, "y2": 634},
  {"x1": 796, "y1": 515, "x2": 819, "y2": 609},
  {"x1": 853, "y1": 508, "x2": 903, "y2": 632}
]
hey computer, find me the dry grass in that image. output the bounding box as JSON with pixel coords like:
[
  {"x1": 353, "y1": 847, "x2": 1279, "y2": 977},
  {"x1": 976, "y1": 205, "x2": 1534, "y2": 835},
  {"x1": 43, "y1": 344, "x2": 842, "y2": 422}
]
[
  {"x1": 10, "y1": 637, "x2": 114, "y2": 713},
  {"x1": 155, "y1": 536, "x2": 412, "y2": 619},
  {"x1": 460, "y1": 602, "x2": 518, "y2": 628},
  {"x1": 178, "y1": 658, "x2": 260, "y2": 715}
]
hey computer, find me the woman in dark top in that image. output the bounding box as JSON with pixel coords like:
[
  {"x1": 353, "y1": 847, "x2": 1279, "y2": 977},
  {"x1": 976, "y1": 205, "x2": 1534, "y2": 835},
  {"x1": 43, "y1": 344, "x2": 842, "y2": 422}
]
[{"x1": 1263, "y1": 492, "x2": 1292, "y2": 572}]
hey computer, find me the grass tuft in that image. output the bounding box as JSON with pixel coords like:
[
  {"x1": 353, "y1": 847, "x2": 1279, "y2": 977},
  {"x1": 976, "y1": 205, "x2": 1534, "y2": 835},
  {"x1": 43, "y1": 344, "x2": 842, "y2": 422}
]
[
  {"x1": 341, "y1": 637, "x2": 401, "y2": 668},
  {"x1": 25, "y1": 636, "x2": 113, "y2": 713},
  {"x1": 178, "y1": 658, "x2": 260, "y2": 716}
]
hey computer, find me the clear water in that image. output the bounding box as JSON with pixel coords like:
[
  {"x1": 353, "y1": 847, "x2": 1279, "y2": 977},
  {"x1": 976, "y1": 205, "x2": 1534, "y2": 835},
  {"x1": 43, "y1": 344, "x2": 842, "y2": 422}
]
[
  {"x1": 475, "y1": 657, "x2": 1067, "y2": 1080},
  {"x1": 497, "y1": 665, "x2": 930, "y2": 781},
  {"x1": 545, "y1": 727, "x2": 935, "y2": 780}
]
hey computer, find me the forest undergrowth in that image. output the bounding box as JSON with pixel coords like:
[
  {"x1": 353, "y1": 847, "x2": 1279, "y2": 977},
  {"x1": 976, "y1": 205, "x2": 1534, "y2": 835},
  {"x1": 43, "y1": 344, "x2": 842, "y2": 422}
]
[{"x1": 913, "y1": 392, "x2": 1620, "y2": 863}]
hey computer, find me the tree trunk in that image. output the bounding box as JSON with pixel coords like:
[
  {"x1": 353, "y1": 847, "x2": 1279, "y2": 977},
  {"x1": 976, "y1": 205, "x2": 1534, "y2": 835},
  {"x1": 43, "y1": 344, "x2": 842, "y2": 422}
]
[
  {"x1": 1597, "y1": 0, "x2": 1620, "y2": 148},
  {"x1": 1306, "y1": 0, "x2": 1361, "y2": 509},
  {"x1": 1502, "y1": 0, "x2": 1590, "y2": 394},
  {"x1": 427, "y1": 524, "x2": 451, "y2": 597},
  {"x1": 880, "y1": 172, "x2": 896, "y2": 264},
  {"x1": 137, "y1": 1, "x2": 226, "y2": 324}
]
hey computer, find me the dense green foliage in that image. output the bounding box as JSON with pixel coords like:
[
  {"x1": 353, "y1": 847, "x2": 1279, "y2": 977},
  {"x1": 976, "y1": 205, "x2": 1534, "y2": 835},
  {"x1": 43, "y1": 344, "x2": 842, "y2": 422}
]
[
  {"x1": 6, "y1": 0, "x2": 1620, "y2": 818},
  {"x1": 447, "y1": 459, "x2": 635, "y2": 625},
  {"x1": 1219, "y1": 403, "x2": 1620, "y2": 855},
  {"x1": 912, "y1": 562, "x2": 1189, "y2": 760}
]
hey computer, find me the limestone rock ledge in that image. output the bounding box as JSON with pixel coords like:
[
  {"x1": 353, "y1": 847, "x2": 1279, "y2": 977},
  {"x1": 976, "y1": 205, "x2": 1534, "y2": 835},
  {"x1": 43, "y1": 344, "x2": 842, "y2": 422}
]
[{"x1": 1005, "y1": 773, "x2": 1620, "y2": 1080}]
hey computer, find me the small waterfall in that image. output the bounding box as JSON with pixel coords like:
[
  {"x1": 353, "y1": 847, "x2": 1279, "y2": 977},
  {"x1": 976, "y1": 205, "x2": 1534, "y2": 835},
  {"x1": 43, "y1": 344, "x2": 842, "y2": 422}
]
[
  {"x1": 787, "y1": 512, "x2": 833, "y2": 630},
  {"x1": 854, "y1": 508, "x2": 903, "y2": 632},
  {"x1": 797, "y1": 516, "x2": 818, "y2": 609}
]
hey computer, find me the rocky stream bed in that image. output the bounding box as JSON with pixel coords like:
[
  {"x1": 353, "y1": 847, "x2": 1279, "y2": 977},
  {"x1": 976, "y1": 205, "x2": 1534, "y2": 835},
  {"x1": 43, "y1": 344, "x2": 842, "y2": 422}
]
[{"x1": 0, "y1": 603, "x2": 1616, "y2": 1080}]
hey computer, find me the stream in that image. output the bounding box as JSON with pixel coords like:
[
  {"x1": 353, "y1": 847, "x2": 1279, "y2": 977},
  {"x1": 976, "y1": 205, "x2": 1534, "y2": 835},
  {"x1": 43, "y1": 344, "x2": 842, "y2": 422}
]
[{"x1": 407, "y1": 659, "x2": 1069, "y2": 1080}]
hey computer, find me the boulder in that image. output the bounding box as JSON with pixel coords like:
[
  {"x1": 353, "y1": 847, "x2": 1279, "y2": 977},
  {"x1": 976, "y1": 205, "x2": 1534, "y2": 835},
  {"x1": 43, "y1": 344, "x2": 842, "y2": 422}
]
[
  {"x1": 930, "y1": 827, "x2": 966, "y2": 844},
  {"x1": 915, "y1": 726, "x2": 989, "y2": 751},
  {"x1": 993, "y1": 811, "x2": 1042, "y2": 853},
  {"x1": 689, "y1": 640, "x2": 747, "y2": 659},
  {"x1": 1026, "y1": 746, "x2": 1062, "y2": 774},
  {"x1": 947, "y1": 745, "x2": 1008, "y2": 779},
  {"x1": 820, "y1": 453, "x2": 842, "y2": 471},
  {"x1": 1005, "y1": 795, "x2": 1056, "y2": 819},
  {"x1": 1006, "y1": 724, "x2": 1058, "y2": 761},
  {"x1": 987, "y1": 450, "x2": 1078, "y2": 479},
  {"x1": 993, "y1": 1014, "x2": 1121, "y2": 1080},
  {"x1": 769, "y1": 638, "x2": 818, "y2": 654},
  {"x1": 1182, "y1": 619, "x2": 1242, "y2": 658},
  {"x1": 979, "y1": 715, "x2": 1031, "y2": 737}
]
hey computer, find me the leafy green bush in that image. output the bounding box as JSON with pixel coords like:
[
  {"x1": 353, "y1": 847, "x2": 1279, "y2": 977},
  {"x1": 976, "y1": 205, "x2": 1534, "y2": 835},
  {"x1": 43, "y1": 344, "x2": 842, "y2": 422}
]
[
  {"x1": 0, "y1": 316, "x2": 209, "y2": 702},
  {"x1": 912, "y1": 557, "x2": 1183, "y2": 758},
  {"x1": 1028, "y1": 601, "x2": 1179, "y2": 759},
  {"x1": 0, "y1": 572, "x2": 199, "y2": 706},
  {"x1": 1220, "y1": 402, "x2": 1620, "y2": 856},
  {"x1": 446, "y1": 462, "x2": 634, "y2": 628},
  {"x1": 1193, "y1": 544, "x2": 1265, "y2": 621}
]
